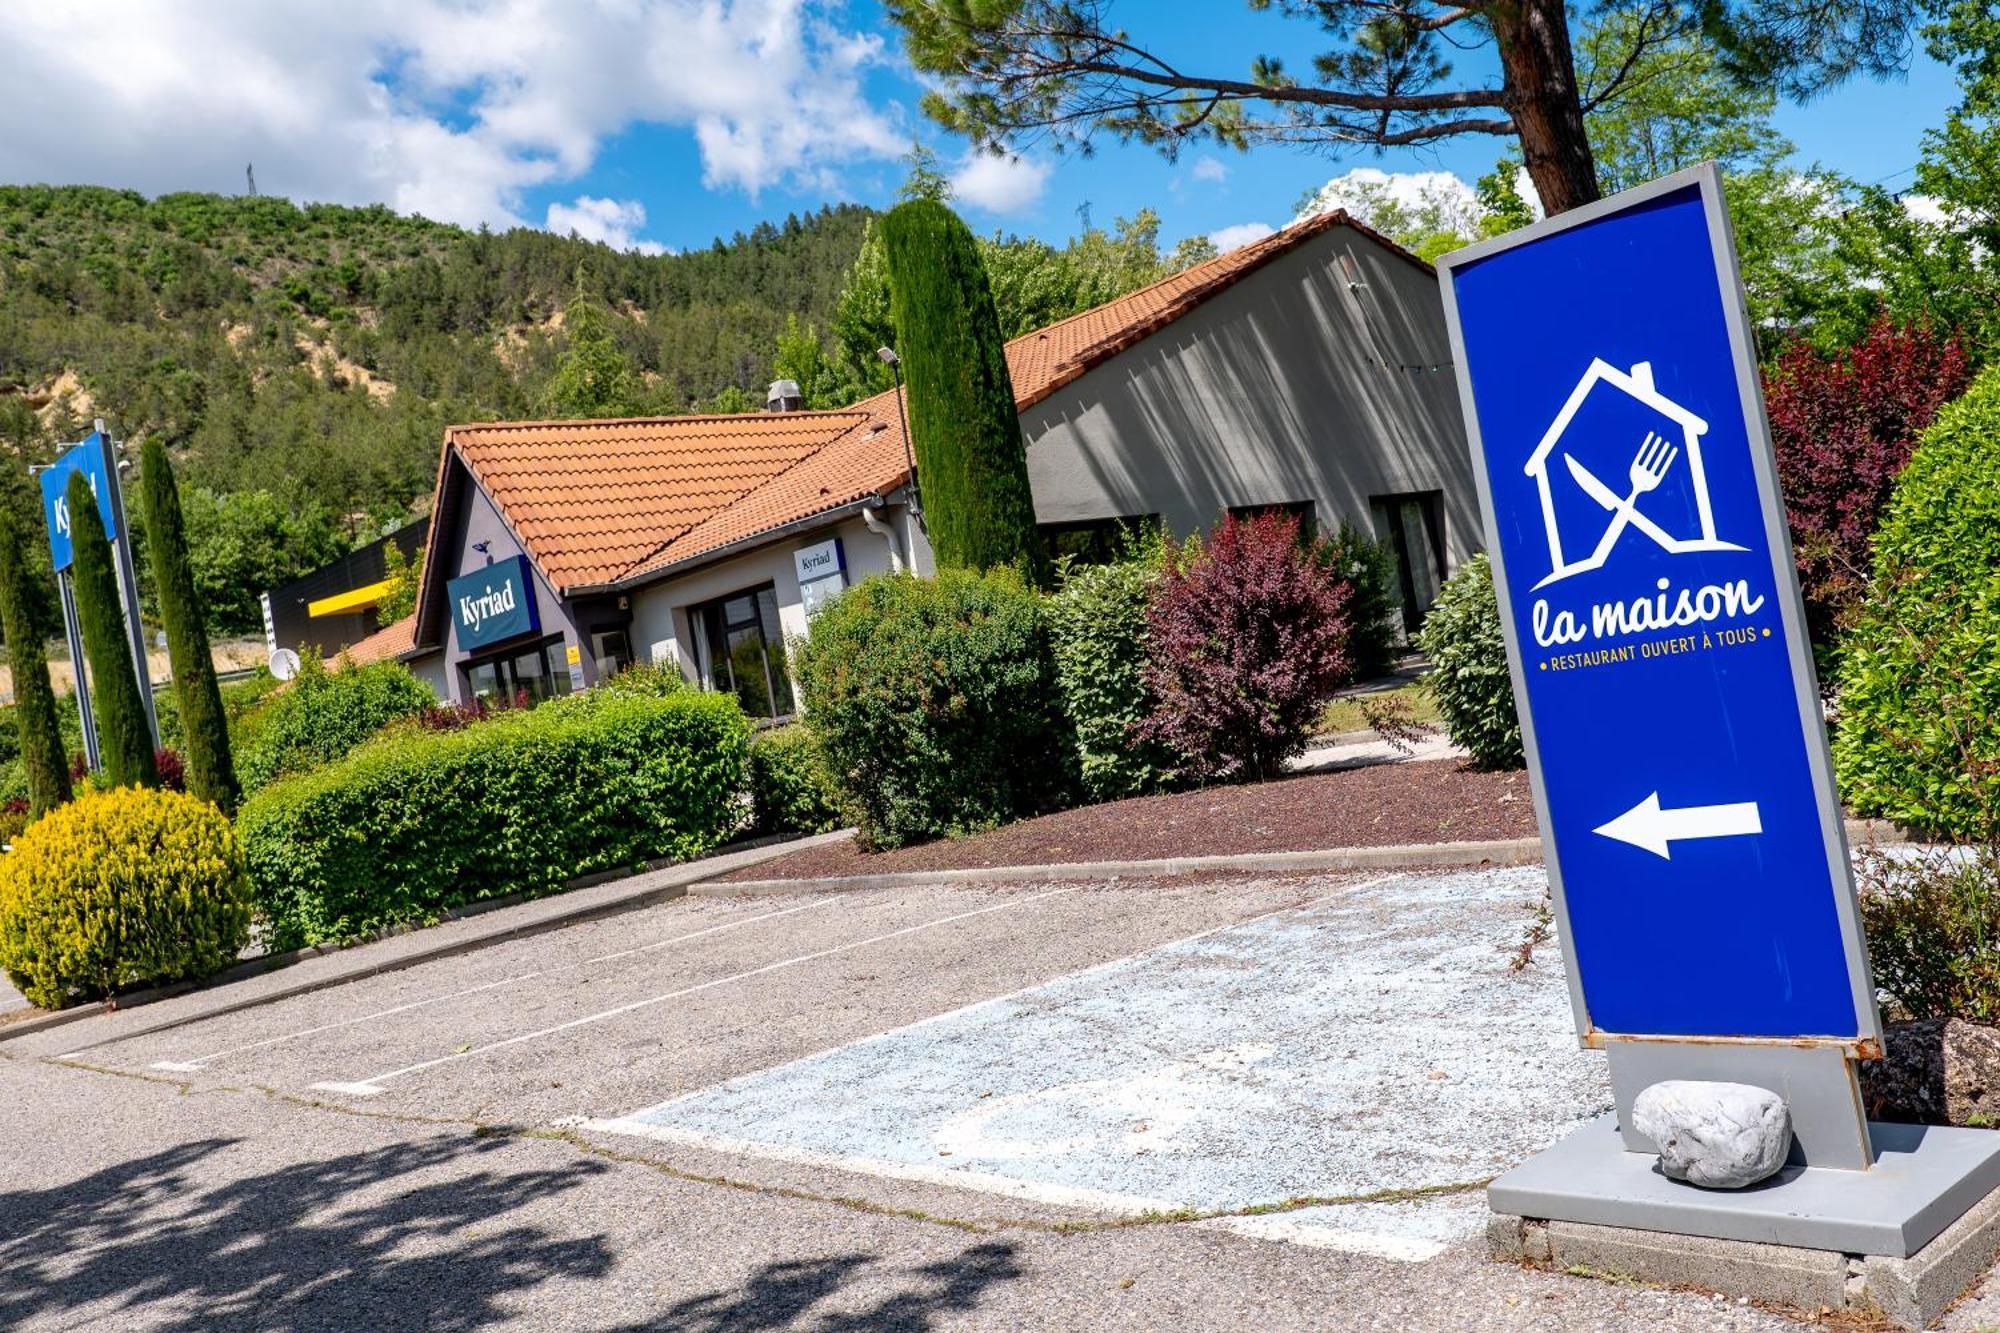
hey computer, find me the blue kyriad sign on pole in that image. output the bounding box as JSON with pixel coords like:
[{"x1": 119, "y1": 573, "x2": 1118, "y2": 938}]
[
  {"x1": 448, "y1": 554, "x2": 541, "y2": 653},
  {"x1": 40, "y1": 431, "x2": 119, "y2": 573},
  {"x1": 1437, "y1": 164, "x2": 1878, "y2": 1048}
]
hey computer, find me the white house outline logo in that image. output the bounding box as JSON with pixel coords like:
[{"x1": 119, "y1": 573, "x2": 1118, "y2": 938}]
[{"x1": 1525, "y1": 358, "x2": 1745, "y2": 589}]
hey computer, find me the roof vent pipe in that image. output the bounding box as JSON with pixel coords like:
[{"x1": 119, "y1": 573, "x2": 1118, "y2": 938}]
[{"x1": 766, "y1": 379, "x2": 803, "y2": 412}]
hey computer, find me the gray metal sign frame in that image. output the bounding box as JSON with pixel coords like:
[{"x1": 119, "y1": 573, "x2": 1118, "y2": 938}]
[{"x1": 1433, "y1": 161, "x2": 1882, "y2": 1059}]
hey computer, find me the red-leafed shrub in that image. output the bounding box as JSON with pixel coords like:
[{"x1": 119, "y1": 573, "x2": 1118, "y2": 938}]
[
  {"x1": 1766, "y1": 319, "x2": 1971, "y2": 648},
  {"x1": 1139, "y1": 512, "x2": 1355, "y2": 783},
  {"x1": 152, "y1": 748, "x2": 186, "y2": 793}
]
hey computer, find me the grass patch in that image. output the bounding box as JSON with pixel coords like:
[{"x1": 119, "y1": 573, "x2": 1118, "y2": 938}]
[{"x1": 1319, "y1": 681, "x2": 1438, "y2": 736}]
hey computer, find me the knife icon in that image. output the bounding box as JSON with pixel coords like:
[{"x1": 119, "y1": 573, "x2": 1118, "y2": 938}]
[{"x1": 1563, "y1": 451, "x2": 1682, "y2": 551}]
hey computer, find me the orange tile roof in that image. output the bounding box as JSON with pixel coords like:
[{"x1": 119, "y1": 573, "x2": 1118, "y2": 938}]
[
  {"x1": 338, "y1": 612, "x2": 417, "y2": 666},
  {"x1": 410, "y1": 210, "x2": 1412, "y2": 638}
]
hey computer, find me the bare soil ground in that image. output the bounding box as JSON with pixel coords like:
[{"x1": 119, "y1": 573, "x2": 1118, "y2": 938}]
[{"x1": 723, "y1": 758, "x2": 1538, "y2": 881}]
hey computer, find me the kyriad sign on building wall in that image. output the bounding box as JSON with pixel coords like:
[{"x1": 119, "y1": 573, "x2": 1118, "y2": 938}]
[{"x1": 448, "y1": 554, "x2": 540, "y2": 652}]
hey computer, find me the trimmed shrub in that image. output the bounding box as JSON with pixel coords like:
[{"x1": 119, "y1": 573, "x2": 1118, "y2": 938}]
[
  {"x1": 748, "y1": 726, "x2": 845, "y2": 837},
  {"x1": 238, "y1": 688, "x2": 749, "y2": 948},
  {"x1": 1138, "y1": 512, "x2": 1354, "y2": 783},
  {"x1": 237, "y1": 655, "x2": 435, "y2": 793},
  {"x1": 1317, "y1": 521, "x2": 1402, "y2": 681},
  {"x1": 1834, "y1": 366, "x2": 2000, "y2": 840},
  {"x1": 1765, "y1": 320, "x2": 1971, "y2": 651},
  {"x1": 0, "y1": 505, "x2": 70, "y2": 815},
  {"x1": 1415, "y1": 555, "x2": 1524, "y2": 770},
  {"x1": 795, "y1": 569, "x2": 1074, "y2": 849},
  {"x1": 139, "y1": 439, "x2": 239, "y2": 812},
  {"x1": 879, "y1": 199, "x2": 1048, "y2": 583},
  {"x1": 67, "y1": 472, "x2": 157, "y2": 788},
  {"x1": 1858, "y1": 849, "x2": 2000, "y2": 1023},
  {"x1": 1047, "y1": 553, "x2": 1175, "y2": 801},
  {"x1": 0, "y1": 786, "x2": 251, "y2": 1009}
]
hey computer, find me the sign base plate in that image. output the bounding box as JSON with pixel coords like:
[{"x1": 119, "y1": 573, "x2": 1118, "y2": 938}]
[{"x1": 1491, "y1": 1114, "x2": 2000, "y2": 1257}]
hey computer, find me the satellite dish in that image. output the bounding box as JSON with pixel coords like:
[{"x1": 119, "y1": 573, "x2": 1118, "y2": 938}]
[{"x1": 270, "y1": 648, "x2": 302, "y2": 682}]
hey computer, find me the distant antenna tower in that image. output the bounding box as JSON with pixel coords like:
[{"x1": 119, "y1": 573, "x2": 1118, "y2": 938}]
[
  {"x1": 246, "y1": 163, "x2": 257, "y2": 197},
  {"x1": 1076, "y1": 200, "x2": 1092, "y2": 232}
]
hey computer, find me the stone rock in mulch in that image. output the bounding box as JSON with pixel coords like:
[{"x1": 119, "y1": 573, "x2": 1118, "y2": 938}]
[
  {"x1": 1633, "y1": 1080, "x2": 1792, "y2": 1189},
  {"x1": 1860, "y1": 1018, "x2": 2000, "y2": 1127}
]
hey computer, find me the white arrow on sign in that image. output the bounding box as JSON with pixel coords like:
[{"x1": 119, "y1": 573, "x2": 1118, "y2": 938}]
[{"x1": 1591, "y1": 791, "x2": 1762, "y2": 859}]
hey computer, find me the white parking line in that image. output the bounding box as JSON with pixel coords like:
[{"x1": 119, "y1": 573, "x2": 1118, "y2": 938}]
[
  {"x1": 311, "y1": 886, "x2": 1077, "y2": 1097},
  {"x1": 149, "y1": 898, "x2": 838, "y2": 1073}
]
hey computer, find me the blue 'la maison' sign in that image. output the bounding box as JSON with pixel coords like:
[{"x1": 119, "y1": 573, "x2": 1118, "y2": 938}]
[
  {"x1": 448, "y1": 554, "x2": 540, "y2": 652},
  {"x1": 1436, "y1": 164, "x2": 1878, "y2": 1047}
]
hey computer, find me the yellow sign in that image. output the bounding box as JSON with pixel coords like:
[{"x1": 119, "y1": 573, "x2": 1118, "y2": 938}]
[{"x1": 565, "y1": 643, "x2": 581, "y2": 666}]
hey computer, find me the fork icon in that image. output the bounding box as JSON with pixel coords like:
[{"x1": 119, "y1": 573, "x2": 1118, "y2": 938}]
[{"x1": 1580, "y1": 432, "x2": 1678, "y2": 568}]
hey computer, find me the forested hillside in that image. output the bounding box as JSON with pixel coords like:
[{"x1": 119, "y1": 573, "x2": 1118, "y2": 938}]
[{"x1": 0, "y1": 184, "x2": 1210, "y2": 634}]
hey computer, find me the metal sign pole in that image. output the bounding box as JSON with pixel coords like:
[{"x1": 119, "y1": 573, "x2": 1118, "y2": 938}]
[
  {"x1": 96, "y1": 424, "x2": 159, "y2": 750},
  {"x1": 57, "y1": 569, "x2": 99, "y2": 772}
]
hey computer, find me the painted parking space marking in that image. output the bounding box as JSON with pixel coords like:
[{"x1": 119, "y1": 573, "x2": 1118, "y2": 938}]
[
  {"x1": 588, "y1": 868, "x2": 1610, "y2": 1261},
  {"x1": 311, "y1": 886, "x2": 1078, "y2": 1097},
  {"x1": 143, "y1": 898, "x2": 839, "y2": 1074}
]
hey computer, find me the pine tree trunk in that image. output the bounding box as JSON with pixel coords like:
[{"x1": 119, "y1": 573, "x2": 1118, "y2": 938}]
[
  {"x1": 139, "y1": 440, "x2": 238, "y2": 813},
  {"x1": 66, "y1": 472, "x2": 157, "y2": 790},
  {"x1": 1490, "y1": 0, "x2": 1601, "y2": 215},
  {"x1": 0, "y1": 508, "x2": 72, "y2": 816}
]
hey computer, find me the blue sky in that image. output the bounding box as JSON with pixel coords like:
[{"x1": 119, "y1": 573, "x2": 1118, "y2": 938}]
[{"x1": 0, "y1": 1, "x2": 1960, "y2": 256}]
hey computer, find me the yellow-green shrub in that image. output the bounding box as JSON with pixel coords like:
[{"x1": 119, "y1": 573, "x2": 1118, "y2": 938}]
[{"x1": 0, "y1": 787, "x2": 251, "y2": 1009}]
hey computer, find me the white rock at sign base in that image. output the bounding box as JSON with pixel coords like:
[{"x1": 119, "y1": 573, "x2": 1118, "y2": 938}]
[{"x1": 1632, "y1": 1080, "x2": 1792, "y2": 1189}]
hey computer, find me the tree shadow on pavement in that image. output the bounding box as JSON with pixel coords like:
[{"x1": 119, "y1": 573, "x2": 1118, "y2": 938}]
[
  {"x1": 618, "y1": 1240, "x2": 1025, "y2": 1333},
  {"x1": 0, "y1": 1133, "x2": 613, "y2": 1330}
]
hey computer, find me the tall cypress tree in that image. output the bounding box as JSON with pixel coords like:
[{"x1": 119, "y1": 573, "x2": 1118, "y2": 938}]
[
  {"x1": 879, "y1": 200, "x2": 1048, "y2": 584},
  {"x1": 66, "y1": 472, "x2": 156, "y2": 788},
  {"x1": 0, "y1": 506, "x2": 71, "y2": 815},
  {"x1": 139, "y1": 440, "x2": 237, "y2": 812}
]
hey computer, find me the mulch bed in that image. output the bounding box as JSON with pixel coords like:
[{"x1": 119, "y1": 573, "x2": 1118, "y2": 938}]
[{"x1": 723, "y1": 758, "x2": 1539, "y2": 881}]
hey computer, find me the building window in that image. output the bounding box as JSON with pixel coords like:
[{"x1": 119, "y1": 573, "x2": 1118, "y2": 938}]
[
  {"x1": 1369, "y1": 491, "x2": 1447, "y2": 633},
  {"x1": 692, "y1": 584, "x2": 795, "y2": 721},
  {"x1": 591, "y1": 628, "x2": 634, "y2": 679},
  {"x1": 465, "y1": 634, "x2": 575, "y2": 705},
  {"x1": 1038, "y1": 515, "x2": 1161, "y2": 567},
  {"x1": 1228, "y1": 500, "x2": 1318, "y2": 538}
]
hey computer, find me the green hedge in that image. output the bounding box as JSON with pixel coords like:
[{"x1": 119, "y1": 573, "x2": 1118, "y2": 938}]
[
  {"x1": 748, "y1": 725, "x2": 846, "y2": 837},
  {"x1": 237, "y1": 656, "x2": 435, "y2": 793},
  {"x1": 1415, "y1": 554, "x2": 1524, "y2": 770},
  {"x1": 795, "y1": 568, "x2": 1075, "y2": 848},
  {"x1": 1046, "y1": 554, "x2": 1174, "y2": 802},
  {"x1": 238, "y1": 688, "x2": 750, "y2": 948},
  {"x1": 1835, "y1": 366, "x2": 2000, "y2": 840}
]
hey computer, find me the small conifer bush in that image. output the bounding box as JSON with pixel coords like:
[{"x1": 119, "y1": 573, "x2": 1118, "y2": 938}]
[{"x1": 0, "y1": 786, "x2": 250, "y2": 1009}]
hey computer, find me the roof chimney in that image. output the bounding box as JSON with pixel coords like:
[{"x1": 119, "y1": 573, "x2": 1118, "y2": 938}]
[{"x1": 766, "y1": 379, "x2": 803, "y2": 413}]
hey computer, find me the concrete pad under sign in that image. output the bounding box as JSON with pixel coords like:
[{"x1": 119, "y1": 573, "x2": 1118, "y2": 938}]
[
  {"x1": 1490, "y1": 1114, "x2": 2000, "y2": 1326},
  {"x1": 1491, "y1": 1114, "x2": 2000, "y2": 1257},
  {"x1": 1494, "y1": 1181, "x2": 2000, "y2": 1328}
]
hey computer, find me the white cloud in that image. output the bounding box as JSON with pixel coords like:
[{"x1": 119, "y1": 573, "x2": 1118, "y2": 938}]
[
  {"x1": 545, "y1": 197, "x2": 669, "y2": 255},
  {"x1": 1190, "y1": 157, "x2": 1229, "y2": 184},
  {"x1": 1209, "y1": 222, "x2": 1275, "y2": 252},
  {"x1": 949, "y1": 150, "x2": 1051, "y2": 215},
  {"x1": 0, "y1": 1, "x2": 905, "y2": 231},
  {"x1": 1294, "y1": 168, "x2": 1485, "y2": 237},
  {"x1": 1902, "y1": 193, "x2": 1947, "y2": 225}
]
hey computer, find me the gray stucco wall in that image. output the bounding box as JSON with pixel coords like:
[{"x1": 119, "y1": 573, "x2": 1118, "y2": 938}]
[{"x1": 1020, "y1": 225, "x2": 1479, "y2": 570}]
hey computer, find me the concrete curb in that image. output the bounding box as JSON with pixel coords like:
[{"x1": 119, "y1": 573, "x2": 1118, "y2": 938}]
[
  {"x1": 0, "y1": 829, "x2": 853, "y2": 1048},
  {"x1": 689, "y1": 837, "x2": 1547, "y2": 896},
  {"x1": 689, "y1": 818, "x2": 1910, "y2": 898}
]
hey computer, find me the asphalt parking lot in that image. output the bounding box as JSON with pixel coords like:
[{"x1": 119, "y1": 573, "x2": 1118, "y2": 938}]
[{"x1": 12, "y1": 863, "x2": 1999, "y2": 1329}]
